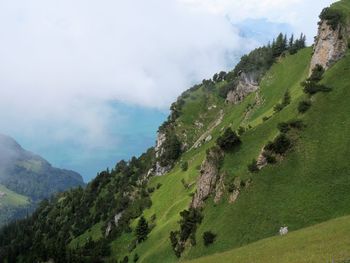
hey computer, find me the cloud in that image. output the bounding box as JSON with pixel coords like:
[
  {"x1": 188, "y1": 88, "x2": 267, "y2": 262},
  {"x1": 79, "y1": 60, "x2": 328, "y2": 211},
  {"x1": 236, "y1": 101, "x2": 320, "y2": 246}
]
[{"x1": 0, "y1": 0, "x2": 337, "y2": 178}]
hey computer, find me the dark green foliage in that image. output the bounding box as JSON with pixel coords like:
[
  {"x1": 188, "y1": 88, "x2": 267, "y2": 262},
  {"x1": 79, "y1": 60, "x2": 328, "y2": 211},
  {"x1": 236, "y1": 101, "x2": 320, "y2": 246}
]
[
  {"x1": 0, "y1": 146, "x2": 156, "y2": 262},
  {"x1": 274, "y1": 90, "x2": 291, "y2": 113},
  {"x1": 237, "y1": 126, "x2": 246, "y2": 135},
  {"x1": 277, "y1": 122, "x2": 290, "y2": 133},
  {"x1": 309, "y1": 64, "x2": 325, "y2": 82},
  {"x1": 169, "y1": 208, "x2": 203, "y2": 257},
  {"x1": 263, "y1": 151, "x2": 277, "y2": 164},
  {"x1": 121, "y1": 256, "x2": 129, "y2": 263},
  {"x1": 265, "y1": 134, "x2": 292, "y2": 155},
  {"x1": 272, "y1": 33, "x2": 287, "y2": 58},
  {"x1": 136, "y1": 216, "x2": 149, "y2": 243},
  {"x1": 159, "y1": 129, "x2": 182, "y2": 167},
  {"x1": 181, "y1": 161, "x2": 188, "y2": 171},
  {"x1": 302, "y1": 64, "x2": 331, "y2": 95},
  {"x1": 216, "y1": 128, "x2": 241, "y2": 151},
  {"x1": 133, "y1": 253, "x2": 139, "y2": 262},
  {"x1": 156, "y1": 183, "x2": 162, "y2": 189},
  {"x1": 203, "y1": 231, "x2": 217, "y2": 246},
  {"x1": 319, "y1": 7, "x2": 343, "y2": 30},
  {"x1": 298, "y1": 100, "x2": 312, "y2": 113},
  {"x1": 248, "y1": 159, "x2": 259, "y2": 173}
]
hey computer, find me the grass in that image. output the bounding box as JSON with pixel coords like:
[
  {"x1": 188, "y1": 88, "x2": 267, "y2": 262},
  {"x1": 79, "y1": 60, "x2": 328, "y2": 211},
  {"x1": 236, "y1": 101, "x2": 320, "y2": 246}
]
[
  {"x1": 185, "y1": 215, "x2": 350, "y2": 263},
  {"x1": 69, "y1": 221, "x2": 104, "y2": 248},
  {"x1": 0, "y1": 184, "x2": 29, "y2": 207},
  {"x1": 110, "y1": 48, "x2": 350, "y2": 263}
]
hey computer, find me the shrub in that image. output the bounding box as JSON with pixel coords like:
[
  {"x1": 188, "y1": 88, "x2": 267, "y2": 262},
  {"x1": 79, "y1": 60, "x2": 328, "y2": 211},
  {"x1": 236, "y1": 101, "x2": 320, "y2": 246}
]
[
  {"x1": 238, "y1": 126, "x2": 246, "y2": 135},
  {"x1": 248, "y1": 159, "x2": 259, "y2": 173},
  {"x1": 133, "y1": 253, "x2": 139, "y2": 262},
  {"x1": 136, "y1": 216, "x2": 149, "y2": 242},
  {"x1": 181, "y1": 161, "x2": 188, "y2": 171},
  {"x1": 203, "y1": 231, "x2": 217, "y2": 246},
  {"x1": 298, "y1": 100, "x2": 312, "y2": 113},
  {"x1": 156, "y1": 183, "x2": 162, "y2": 189},
  {"x1": 274, "y1": 91, "x2": 291, "y2": 113},
  {"x1": 277, "y1": 122, "x2": 290, "y2": 133},
  {"x1": 265, "y1": 134, "x2": 292, "y2": 154},
  {"x1": 319, "y1": 7, "x2": 343, "y2": 30},
  {"x1": 309, "y1": 64, "x2": 325, "y2": 82},
  {"x1": 216, "y1": 128, "x2": 241, "y2": 151},
  {"x1": 302, "y1": 81, "x2": 331, "y2": 95},
  {"x1": 263, "y1": 151, "x2": 277, "y2": 164}
]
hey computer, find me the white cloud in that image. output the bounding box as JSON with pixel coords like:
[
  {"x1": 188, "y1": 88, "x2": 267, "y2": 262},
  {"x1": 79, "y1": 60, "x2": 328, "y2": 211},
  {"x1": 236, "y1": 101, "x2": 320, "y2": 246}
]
[{"x1": 0, "y1": 0, "x2": 337, "y2": 177}]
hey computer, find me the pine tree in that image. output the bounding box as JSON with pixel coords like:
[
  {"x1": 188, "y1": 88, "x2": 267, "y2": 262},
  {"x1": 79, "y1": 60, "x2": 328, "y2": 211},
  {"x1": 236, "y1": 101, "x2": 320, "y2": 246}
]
[{"x1": 136, "y1": 216, "x2": 149, "y2": 242}]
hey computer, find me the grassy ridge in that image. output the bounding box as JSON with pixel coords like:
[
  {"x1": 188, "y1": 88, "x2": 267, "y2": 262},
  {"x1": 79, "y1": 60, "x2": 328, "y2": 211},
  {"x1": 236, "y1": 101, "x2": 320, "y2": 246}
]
[
  {"x1": 186, "y1": 215, "x2": 350, "y2": 263},
  {"x1": 0, "y1": 184, "x2": 29, "y2": 207},
  {"x1": 112, "y1": 47, "x2": 350, "y2": 263}
]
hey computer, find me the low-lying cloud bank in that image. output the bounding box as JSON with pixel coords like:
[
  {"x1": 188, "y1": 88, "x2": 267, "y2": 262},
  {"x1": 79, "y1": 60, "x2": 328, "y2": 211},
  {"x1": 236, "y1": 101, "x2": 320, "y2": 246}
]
[{"x1": 0, "y1": 0, "x2": 334, "y2": 179}]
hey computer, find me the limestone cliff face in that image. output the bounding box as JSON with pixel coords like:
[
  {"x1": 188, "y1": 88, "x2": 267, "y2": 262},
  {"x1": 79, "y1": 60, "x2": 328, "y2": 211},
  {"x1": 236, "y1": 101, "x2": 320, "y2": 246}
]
[
  {"x1": 226, "y1": 72, "x2": 259, "y2": 104},
  {"x1": 154, "y1": 131, "x2": 171, "y2": 176},
  {"x1": 191, "y1": 148, "x2": 224, "y2": 208},
  {"x1": 310, "y1": 20, "x2": 349, "y2": 74}
]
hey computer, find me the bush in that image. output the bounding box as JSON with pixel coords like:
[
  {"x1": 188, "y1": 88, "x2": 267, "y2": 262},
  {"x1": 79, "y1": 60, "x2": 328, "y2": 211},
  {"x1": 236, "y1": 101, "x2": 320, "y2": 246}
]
[
  {"x1": 298, "y1": 100, "x2": 312, "y2": 113},
  {"x1": 203, "y1": 231, "x2": 217, "y2": 246},
  {"x1": 263, "y1": 151, "x2": 277, "y2": 164},
  {"x1": 265, "y1": 134, "x2": 292, "y2": 155},
  {"x1": 156, "y1": 183, "x2": 162, "y2": 189},
  {"x1": 277, "y1": 122, "x2": 290, "y2": 133},
  {"x1": 309, "y1": 64, "x2": 325, "y2": 82},
  {"x1": 133, "y1": 253, "x2": 139, "y2": 262},
  {"x1": 319, "y1": 7, "x2": 343, "y2": 30},
  {"x1": 216, "y1": 128, "x2": 241, "y2": 151},
  {"x1": 181, "y1": 161, "x2": 188, "y2": 171},
  {"x1": 248, "y1": 159, "x2": 259, "y2": 173},
  {"x1": 136, "y1": 216, "x2": 149, "y2": 242}
]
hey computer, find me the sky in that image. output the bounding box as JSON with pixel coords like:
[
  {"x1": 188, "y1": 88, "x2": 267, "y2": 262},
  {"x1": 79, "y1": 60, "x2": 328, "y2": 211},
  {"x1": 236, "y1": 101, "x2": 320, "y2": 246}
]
[{"x1": 0, "y1": 0, "x2": 336, "y2": 181}]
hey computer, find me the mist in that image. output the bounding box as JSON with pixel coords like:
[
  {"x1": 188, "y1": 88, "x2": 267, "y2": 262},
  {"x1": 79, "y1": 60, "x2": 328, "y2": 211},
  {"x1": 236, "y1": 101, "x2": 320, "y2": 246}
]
[{"x1": 0, "y1": 0, "x2": 335, "y2": 180}]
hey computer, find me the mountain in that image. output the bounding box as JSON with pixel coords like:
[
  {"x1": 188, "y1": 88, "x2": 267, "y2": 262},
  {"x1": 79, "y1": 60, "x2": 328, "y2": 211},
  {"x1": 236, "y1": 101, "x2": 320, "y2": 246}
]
[
  {"x1": 0, "y1": 134, "x2": 85, "y2": 225},
  {"x1": 1, "y1": 1, "x2": 350, "y2": 262}
]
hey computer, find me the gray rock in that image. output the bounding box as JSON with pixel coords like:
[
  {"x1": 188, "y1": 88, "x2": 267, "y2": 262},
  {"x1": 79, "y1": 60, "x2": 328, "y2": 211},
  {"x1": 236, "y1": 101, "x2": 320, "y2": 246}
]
[
  {"x1": 310, "y1": 20, "x2": 349, "y2": 75},
  {"x1": 226, "y1": 72, "x2": 259, "y2": 104}
]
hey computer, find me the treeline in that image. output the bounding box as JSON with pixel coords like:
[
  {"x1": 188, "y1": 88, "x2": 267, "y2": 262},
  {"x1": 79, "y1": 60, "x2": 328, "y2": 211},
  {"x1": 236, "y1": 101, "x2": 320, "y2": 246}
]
[
  {"x1": 216, "y1": 32, "x2": 306, "y2": 98},
  {"x1": 0, "y1": 148, "x2": 157, "y2": 262}
]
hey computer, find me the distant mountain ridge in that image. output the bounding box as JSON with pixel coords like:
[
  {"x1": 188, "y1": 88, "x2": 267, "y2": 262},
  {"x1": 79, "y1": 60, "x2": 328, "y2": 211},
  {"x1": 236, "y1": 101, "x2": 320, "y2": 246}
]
[
  {"x1": 0, "y1": 134, "x2": 84, "y2": 201},
  {"x1": 0, "y1": 134, "x2": 84, "y2": 226}
]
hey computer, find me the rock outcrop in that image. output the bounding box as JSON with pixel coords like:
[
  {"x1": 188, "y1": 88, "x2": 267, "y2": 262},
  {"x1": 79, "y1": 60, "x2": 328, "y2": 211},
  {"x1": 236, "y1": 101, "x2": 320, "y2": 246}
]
[
  {"x1": 256, "y1": 148, "x2": 268, "y2": 170},
  {"x1": 154, "y1": 131, "x2": 171, "y2": 176},
  {"x1": 105, "y1": 212, "x2": 123, "y2": 237},
  {"x1": 310, "y1": 20, "x2": 349, "y2": 74},
  {"x1": 226, "y1": 72, "x2": 259, "y2": 104},
  {"x1": 191, "y1": 147, "x2": 224, "y2": 208},
  {"x1": 214, "y1": 173, "x2": 225, "y2": 204}
]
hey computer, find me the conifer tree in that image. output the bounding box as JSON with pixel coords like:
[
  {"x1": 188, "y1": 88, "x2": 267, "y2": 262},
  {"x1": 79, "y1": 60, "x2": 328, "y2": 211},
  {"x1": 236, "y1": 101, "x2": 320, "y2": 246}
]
[{"x1": 136, "y1": 216, "x2": 149, "y2": 242}]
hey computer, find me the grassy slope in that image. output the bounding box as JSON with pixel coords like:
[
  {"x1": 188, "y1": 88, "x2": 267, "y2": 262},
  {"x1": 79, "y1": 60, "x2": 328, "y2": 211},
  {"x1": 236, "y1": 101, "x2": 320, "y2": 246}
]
[
  {"x1": 0, "y1": 184, "x2": 29, "y2": 207},
  {"x1": 135, "y1": 47, "x2": 350, "y2": 262},
  {"x1": 109, "y1": 48, "x2": 316, "y2": 262},
  {"x1": 186, "y1": 215, "x2": 350, "y2": 263}
]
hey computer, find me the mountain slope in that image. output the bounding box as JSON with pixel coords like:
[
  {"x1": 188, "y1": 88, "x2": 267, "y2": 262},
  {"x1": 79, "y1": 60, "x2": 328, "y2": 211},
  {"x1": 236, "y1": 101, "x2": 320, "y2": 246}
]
[
  {"x1": 186, "y1": 215, "x2": 350, "y2": 263},
  {"x1": 0, "y1": 134, "x2": 84, "y2": 226},
  {"x1": 1, "y1": 1, "x2": 350, "y2": 262}
]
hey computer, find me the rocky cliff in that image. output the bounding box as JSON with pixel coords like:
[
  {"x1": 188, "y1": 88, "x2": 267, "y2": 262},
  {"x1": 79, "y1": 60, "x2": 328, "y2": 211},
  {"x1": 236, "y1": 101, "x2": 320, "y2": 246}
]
[
  {"x1": 226, "y1": 72, "x2": 259, "y2": 104},
  {"x1": 190, "y1": 147, "x2": 224, "y2": 208},
  {"x1": 310, "y1": 19, "x2": 349, "y2": 74}
]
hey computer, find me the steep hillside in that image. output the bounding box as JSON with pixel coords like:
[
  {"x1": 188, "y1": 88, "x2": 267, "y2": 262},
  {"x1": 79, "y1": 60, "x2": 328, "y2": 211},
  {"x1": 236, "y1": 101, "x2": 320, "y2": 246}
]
[
  {"x1": 0, "y1": 134, "x2": 84, "y2": 226},
  {"x1": 187, "y1": 215, "x2": 350, "y2": 263},
  {"x1": 1, "y1": 1, "x2": 350, "y2": 262}
]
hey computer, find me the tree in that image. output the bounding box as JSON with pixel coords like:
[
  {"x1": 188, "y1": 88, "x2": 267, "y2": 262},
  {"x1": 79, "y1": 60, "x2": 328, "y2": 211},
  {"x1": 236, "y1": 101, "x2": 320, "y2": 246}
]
[
  {"x1": 136, "y1": 216, "x2": 149, "y2": 242},
  {"x1": 133, "y1": 253, "x2": 139, "y2": 262},
  {"x1": 203, "y1": 231, "x2": 217, "y2": 246},
  {"x1": 248, "y1": 159, "x2": 259, "y2": 173},
  {"x1": 216, "y1": 128, "x2": 241, "y2": 151},
  {"x1": 181, "y1": 161, "x2": 188, "y2": 172}
]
